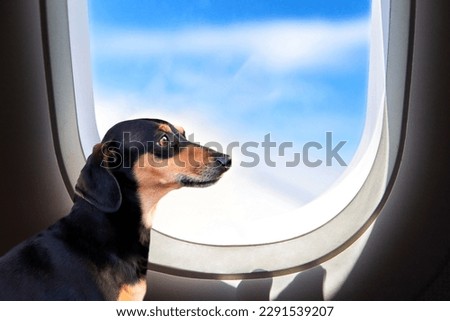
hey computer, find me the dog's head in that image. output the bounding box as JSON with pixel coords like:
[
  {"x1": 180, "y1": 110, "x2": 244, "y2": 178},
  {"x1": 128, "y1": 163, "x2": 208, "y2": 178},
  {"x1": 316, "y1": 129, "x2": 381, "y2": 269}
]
[{"x1": 75, "y1": 119, "x2": 231, "y2": 224}]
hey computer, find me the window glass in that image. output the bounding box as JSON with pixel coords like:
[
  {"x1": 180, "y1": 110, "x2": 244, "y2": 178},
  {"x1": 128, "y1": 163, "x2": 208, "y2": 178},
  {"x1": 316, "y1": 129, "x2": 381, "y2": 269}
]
[{"x1": 88, "y1": 0, "x2": 371, "y2": 245}]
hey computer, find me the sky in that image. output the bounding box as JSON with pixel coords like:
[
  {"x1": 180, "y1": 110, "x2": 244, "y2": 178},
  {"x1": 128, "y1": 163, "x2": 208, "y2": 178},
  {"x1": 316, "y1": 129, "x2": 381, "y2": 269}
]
[{"x1": 87, "y1": 0, "x2": 371, "y2": 245}]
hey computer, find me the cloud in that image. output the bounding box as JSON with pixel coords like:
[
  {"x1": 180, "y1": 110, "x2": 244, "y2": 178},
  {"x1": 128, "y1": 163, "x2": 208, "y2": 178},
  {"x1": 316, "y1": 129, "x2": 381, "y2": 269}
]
[{"x1": 91, "y1": 18, "x2": 369, "y2": 72}]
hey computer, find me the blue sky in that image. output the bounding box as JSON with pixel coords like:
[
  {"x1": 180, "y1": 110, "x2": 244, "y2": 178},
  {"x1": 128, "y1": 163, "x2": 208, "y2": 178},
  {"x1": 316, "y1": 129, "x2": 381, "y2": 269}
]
[
  {"x1": 87, "y1": 1, "x2": 372, "y2": 243},
  {"x1": 89, "y1": 0, "x2": 369, "y2": 27}
]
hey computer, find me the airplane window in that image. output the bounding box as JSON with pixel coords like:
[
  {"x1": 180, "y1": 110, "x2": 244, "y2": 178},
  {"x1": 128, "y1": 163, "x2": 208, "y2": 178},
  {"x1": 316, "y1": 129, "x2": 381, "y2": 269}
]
[{"x1": 87, "y1": 0, "x2": 373, "y2": 246}]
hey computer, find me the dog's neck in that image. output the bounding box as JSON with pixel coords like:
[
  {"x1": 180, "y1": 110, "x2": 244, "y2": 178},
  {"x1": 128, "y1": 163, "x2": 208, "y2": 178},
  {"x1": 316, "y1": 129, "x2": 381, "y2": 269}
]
[
  {"x1": 131, "y1": 154, "x2": 181, "y2": 230},
  {"x1": 136, "y1": 187, "x2": 170, "y2": 230},
  {"x1": 113, "y1": 174, "x2": 176, "y2": 251}
]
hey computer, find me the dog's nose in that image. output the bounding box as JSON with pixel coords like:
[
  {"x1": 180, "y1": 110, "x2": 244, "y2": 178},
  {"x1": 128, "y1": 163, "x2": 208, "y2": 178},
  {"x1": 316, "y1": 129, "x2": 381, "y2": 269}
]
[{"x1": 215, "y1": 154, "x2": 232, "y2": 169}]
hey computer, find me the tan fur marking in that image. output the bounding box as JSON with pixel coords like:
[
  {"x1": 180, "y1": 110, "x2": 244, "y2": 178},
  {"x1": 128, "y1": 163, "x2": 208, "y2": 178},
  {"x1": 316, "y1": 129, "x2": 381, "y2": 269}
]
[
  {"x1": 175, "y1": 125, "x2": 185, "y2": 136},
  {"x1": 177, "y1": 145, "x2": 211, "y2": 171},
  {"x1": 158, "y1": 123, "x2": 172, "y2": 133},
  {"x1": 117, "y1": 279, "x2": 147, "y2": 301}
]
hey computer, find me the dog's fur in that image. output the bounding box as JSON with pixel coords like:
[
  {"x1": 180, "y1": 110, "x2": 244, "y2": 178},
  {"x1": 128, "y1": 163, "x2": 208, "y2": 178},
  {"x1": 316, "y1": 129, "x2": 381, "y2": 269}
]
[{"x1": 0, "y1": 119, "x2": 231, "y2": 300}]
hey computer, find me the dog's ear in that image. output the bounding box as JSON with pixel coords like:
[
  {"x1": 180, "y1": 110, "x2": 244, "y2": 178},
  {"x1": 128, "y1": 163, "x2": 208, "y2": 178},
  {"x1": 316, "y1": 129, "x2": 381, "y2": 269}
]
[{"x1": 75, "y1": 143, "x2": 122, "y2": 213}]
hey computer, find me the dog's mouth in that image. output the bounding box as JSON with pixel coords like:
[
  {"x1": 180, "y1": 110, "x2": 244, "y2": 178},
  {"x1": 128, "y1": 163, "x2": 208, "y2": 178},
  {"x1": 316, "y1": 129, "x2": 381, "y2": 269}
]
[
  {"x1": 178, "y1": 176, "x2": 220, "y2": 188},
  {"x1": 176, "y1": 153, "x2": 231, "y2": 188},
  {"x1": 177, "y1": 167, "x2": 228, "y2": 188}
]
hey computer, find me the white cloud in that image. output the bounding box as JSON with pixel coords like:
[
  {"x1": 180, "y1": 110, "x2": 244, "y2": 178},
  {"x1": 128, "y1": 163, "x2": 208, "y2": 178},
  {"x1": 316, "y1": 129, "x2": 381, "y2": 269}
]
[{"x1": 92, "y1": 18, "x2": 369, "y2": 72}]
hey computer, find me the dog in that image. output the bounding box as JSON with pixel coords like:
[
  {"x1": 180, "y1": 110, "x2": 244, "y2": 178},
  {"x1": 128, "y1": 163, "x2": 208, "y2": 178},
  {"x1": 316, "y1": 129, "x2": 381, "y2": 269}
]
[{"x1": 0, "y1": 118, "x2": 231, "y2": 300}]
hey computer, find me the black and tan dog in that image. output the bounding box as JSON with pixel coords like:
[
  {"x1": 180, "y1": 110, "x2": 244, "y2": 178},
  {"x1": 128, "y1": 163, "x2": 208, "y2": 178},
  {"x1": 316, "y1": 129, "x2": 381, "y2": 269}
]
[{"x1": 0, "y1": 118, "x2": 231, "y2": 300}]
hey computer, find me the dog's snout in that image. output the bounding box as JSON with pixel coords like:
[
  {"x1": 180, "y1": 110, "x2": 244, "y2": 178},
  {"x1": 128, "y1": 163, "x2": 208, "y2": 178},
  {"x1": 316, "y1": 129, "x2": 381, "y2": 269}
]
[{"x1": 215, "y1": 154, "x2": 232, "y2": 169}]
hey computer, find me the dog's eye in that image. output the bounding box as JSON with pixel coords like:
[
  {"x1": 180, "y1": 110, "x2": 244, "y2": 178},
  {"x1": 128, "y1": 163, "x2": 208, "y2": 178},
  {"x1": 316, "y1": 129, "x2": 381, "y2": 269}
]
[{"x1": 158, "y1": 134, "x2": 169, "y2": 147}]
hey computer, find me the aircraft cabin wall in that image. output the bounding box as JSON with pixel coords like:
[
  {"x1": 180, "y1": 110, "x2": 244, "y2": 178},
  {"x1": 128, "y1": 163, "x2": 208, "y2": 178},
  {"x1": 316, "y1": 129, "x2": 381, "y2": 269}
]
[{"x1": 0, "y1": 0, "x2": 73, "y2": 255}]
